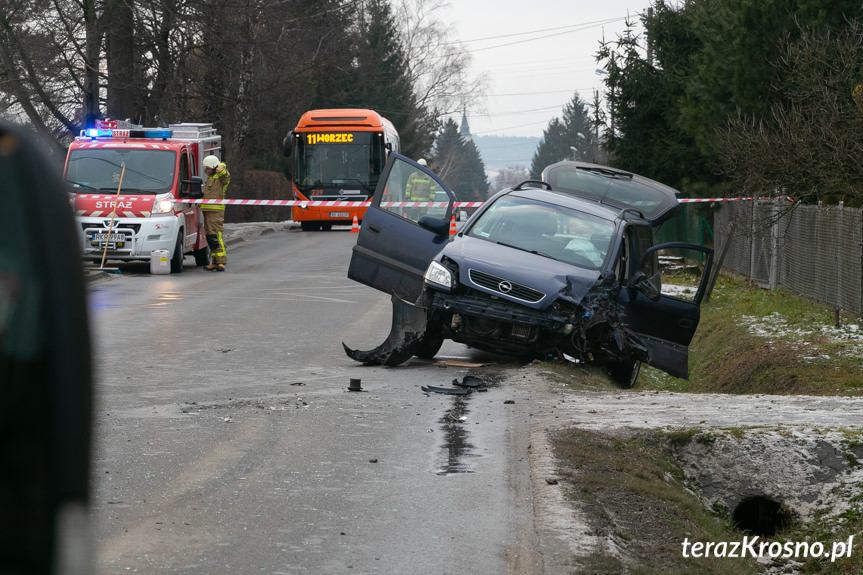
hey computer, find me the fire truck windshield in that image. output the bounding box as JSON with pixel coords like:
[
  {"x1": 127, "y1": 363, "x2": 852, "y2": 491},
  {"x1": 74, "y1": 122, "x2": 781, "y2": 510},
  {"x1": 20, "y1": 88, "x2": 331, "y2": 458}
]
[
  {"x1": 66, "y1": 149, "x2": 175, "y2": 194},
  {"x1": 293, "y1": 131, "x2": 383, "y2": 196}
]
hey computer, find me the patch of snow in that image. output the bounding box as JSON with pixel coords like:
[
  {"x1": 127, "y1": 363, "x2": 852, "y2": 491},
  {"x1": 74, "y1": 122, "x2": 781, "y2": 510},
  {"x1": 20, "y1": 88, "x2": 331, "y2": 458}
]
[
  {"x1": 661, "y1": 284, "x2": 697, "y2": 298},
  {"x1": 740, "y1": 312, "x2": 863, "y2": 357}
]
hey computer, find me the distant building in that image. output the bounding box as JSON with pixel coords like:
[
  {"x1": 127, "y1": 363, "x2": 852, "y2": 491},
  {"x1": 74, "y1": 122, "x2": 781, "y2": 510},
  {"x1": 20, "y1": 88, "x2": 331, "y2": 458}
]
[{"x1": 459, "y1": 111, "x2": 472, "y2": 141}]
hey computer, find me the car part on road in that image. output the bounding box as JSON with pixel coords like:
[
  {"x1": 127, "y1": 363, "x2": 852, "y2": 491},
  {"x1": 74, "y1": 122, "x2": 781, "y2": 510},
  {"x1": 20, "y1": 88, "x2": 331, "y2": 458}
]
[
  {"x1": 453, "y1": 376, "x2": 485, "y2": 388},
  {"x1": 342, "y1": 294, "x2": 427, "y2": 366},
  {"x1": 422, "y1": 385, "x2": 471, "y2": 395}
]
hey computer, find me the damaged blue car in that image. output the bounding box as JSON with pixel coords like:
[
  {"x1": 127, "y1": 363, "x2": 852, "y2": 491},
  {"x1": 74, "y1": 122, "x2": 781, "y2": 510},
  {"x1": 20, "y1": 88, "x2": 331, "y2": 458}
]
[{"x1": 343, "y1": 154, "x2": 713, "y2": 386}]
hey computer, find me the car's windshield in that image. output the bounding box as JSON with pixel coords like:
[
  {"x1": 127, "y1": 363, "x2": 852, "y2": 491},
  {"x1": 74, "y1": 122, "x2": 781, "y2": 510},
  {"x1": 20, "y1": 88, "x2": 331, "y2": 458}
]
[
  {"x1": 293, "y1": 131, "x2": 383, "y2": 195},
  {"x1": 66, "y1": 148, "x2": 175, "y2": 194},
  {"x1": 467, "y1": 195, "x2": 615, "y2": 269}
]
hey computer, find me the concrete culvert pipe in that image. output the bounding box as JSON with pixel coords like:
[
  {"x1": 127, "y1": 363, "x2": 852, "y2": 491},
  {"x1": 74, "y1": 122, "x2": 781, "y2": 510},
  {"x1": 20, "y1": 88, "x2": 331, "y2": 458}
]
[{"x1": 732, "y1": 496, "x2": 792, "y2": 536}]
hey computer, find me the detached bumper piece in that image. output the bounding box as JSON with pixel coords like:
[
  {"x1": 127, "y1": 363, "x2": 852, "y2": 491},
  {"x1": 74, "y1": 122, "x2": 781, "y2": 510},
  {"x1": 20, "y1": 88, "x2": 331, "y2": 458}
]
[{"x1": 342, "y1": 294, "x2": 428, "y2": 366}]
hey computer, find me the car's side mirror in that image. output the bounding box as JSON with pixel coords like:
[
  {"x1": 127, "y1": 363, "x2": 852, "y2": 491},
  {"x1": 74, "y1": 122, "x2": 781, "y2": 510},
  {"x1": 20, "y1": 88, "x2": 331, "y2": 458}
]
[
  {"x1": 180, "y1": 176, "x2": 204, "y2": 198},
  {"x1": 630, "y1": 271, "x2": 661, "y2": 301},
  {"x1": 0, "y1": 120, "x2": 93, "y2": 573},
  {"x1": 283, "y1": 130, "x2": 293, "y2": 157},
  {"x1": 417, "y1": 215, "x2": 449, "y2": 236}
]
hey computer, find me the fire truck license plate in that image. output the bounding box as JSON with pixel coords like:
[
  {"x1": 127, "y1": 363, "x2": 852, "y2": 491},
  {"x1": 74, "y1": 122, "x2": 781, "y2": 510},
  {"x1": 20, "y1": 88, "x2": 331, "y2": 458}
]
[
  {"x1": 329, "y1": 212, "x2": 350, "y2": 218},
  {"x1": 92, "y1": 232, "x2": 126, "y2": 243}
]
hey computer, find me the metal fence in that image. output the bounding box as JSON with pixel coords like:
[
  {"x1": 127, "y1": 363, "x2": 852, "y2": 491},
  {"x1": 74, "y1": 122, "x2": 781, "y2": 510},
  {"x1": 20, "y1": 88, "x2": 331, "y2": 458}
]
[{"x1": 714, "y1": 200, "x2": 863, "y2": 316}]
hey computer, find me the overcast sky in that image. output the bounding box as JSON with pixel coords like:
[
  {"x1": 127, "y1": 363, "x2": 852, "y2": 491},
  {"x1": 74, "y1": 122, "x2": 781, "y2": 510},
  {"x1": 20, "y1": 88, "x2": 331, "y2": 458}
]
[{"x1": 443, "y1": 0, "x2": 654, "y2": 139}]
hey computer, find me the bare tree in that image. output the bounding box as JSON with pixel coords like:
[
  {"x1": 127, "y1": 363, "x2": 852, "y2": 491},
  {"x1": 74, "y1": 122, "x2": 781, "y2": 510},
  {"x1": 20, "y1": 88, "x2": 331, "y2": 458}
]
[
  {"x1": 395, "y1": 0, "x2": 486, "y2": 117},
  {"x1": 714, "y1": 18, "x2": 863, "y2": 204},
  {"x1": 492, "y1": 165, "x2": 529, "y2": 191}
]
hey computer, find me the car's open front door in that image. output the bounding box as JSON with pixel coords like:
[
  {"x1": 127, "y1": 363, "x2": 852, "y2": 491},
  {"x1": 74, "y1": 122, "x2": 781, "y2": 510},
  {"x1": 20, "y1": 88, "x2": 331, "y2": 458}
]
[
  {"x1": 348, "y1": 153, "x2": 456, "y2": 305},
  {"x1": 620, "y1": 242, "x2": 714, "y2": 379}
]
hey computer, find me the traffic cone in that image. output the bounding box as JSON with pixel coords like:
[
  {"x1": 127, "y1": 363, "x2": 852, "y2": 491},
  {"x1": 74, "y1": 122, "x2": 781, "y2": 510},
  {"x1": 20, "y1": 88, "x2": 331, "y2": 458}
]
[
  {"x1": 449, "y1": 214, "x2": 457, "y2": 235},
  {"x1": 350, "y1": 215, "x2": 360, "y2": 233}
]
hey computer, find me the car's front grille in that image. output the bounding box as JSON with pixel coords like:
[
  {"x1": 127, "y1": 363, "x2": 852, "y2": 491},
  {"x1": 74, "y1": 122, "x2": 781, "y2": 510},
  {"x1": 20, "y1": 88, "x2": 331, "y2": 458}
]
[{"x1": 468, "y1": 269, "x2": 545, "y2": 303}]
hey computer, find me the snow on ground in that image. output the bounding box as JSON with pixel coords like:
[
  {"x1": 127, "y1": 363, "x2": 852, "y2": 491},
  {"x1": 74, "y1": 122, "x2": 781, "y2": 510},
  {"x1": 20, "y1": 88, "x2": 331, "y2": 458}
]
[{"x1": 741, "y1": 312, "x2": 863, "y2": 358}]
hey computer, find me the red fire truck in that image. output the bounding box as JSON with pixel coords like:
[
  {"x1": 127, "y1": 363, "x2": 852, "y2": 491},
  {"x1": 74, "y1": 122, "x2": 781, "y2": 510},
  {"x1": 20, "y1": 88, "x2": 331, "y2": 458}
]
[{"x1": 65, "y1": 120, "x2": 220, "y2": 272}]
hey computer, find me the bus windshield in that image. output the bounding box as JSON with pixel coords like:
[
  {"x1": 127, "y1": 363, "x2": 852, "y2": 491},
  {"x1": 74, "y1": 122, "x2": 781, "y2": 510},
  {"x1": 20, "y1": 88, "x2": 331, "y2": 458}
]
[
  {"x1": 66, "y1": 148, "x2": 176, "y2": 194},
  {"x1": 293, "y1": 131, "x2": 384, "y2": 197}
]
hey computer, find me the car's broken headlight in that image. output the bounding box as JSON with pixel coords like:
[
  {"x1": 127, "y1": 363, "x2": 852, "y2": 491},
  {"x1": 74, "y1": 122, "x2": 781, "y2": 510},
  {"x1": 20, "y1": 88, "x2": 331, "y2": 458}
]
[{"x1": 424, "y1": 261, "x2": 453, "y2": 291}]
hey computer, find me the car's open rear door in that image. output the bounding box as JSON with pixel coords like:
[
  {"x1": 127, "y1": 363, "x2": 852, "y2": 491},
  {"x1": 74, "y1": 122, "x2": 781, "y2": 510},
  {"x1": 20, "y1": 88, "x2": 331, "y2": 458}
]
[{"x1": 348, "y1": 153, "x2": 456, "y2": 305}]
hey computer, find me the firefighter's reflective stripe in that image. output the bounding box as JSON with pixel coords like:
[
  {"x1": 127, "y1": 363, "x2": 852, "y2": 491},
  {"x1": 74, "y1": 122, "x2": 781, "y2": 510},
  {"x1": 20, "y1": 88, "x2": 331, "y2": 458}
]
[
  {"x1": 405, "y1": 171, "x2": 432, "y2": 201},
  {"x1": 209, "y1": 232, "x2": 226, "y2": 258}
]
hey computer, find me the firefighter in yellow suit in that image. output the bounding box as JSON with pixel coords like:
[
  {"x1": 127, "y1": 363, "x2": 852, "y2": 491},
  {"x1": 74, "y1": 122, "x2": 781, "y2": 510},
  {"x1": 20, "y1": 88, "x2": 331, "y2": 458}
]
[
  {"x1": 404, "y1": 158, "x2": 433, "y2": 221},
  {"x1": 202, "y1": 155, "x2": 230, "y2": 271}
]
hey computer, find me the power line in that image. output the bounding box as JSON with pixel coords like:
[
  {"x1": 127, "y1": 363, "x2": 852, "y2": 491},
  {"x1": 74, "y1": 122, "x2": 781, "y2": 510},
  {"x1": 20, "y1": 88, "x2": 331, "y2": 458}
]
[
  {"x1": 456, "y1": 18, "x2": 627, "y2": 46},
  {"x1": 461, "y1": 18, "x2": 626, "y2": 54}
]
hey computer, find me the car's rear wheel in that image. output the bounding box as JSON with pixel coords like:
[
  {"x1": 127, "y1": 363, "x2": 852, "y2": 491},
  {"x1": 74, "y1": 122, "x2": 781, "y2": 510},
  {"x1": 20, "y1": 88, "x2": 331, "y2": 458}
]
[
  {"x1": 610, "y1": 359, "x2": 641, "y2": 388},
  {"x1": 193, "y1": 244, "x2": 211, "y2": 266}
]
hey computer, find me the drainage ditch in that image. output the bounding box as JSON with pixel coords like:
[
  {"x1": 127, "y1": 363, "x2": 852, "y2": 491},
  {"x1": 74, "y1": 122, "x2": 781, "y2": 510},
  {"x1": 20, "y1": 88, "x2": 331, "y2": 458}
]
[{"x1": 676, "y1": 429, "x2": 863, "y2": 535}]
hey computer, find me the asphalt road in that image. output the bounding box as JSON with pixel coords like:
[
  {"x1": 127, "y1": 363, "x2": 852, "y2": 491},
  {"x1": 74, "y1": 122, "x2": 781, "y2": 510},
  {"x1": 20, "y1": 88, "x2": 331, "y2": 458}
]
[{"x1": 85, "y1": 224, "x2": 544, "y2": 574}]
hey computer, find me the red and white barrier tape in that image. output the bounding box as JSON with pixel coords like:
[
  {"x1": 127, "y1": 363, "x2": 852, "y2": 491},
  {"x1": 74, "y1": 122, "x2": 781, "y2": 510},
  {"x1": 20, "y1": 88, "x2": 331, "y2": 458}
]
[
  {"x1": 679, "y1": 196, "x2": 794, "y2": 203},
  {"x1": 72, "y1": 194, "x2": 793, "y2": 207}
]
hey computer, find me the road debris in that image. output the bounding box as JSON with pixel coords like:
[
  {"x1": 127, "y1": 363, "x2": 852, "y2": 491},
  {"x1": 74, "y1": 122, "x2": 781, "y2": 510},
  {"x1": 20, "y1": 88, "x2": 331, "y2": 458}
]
[
  {"x1": 421, "y1": 385, "x2": 470, "y2": 395},
  {"x1": 452, "y1": 376, "x2": 484, "y2": 388}
]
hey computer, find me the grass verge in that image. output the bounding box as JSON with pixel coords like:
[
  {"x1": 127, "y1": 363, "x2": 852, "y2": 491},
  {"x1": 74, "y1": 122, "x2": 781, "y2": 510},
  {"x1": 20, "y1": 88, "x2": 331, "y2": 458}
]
[
  {"x1": 651, "y1": 272, "x2": 863, "y2": 395},
  {"x1": 542, "y1": 271, "x2": 863, "y2": 395}
]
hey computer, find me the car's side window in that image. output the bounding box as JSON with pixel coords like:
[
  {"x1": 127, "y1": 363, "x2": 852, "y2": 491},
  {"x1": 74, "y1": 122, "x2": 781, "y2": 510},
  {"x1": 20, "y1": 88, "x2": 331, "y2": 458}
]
[
  {"x1": 635, "y1": 225, "x2": 658, "y2": 278},
  {"x1": 379, "y1": 156, "x2": 451, "y2": 223}
]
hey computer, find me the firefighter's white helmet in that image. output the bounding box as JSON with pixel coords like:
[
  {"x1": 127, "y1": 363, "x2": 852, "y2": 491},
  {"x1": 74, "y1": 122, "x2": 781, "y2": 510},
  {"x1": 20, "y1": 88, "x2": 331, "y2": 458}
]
[
  {"x1": 417, "y1": 158, "x2": 427, "y2": 166},
  {"x1": 203, "y1": 155, "x2": 220, "y2": 169}
]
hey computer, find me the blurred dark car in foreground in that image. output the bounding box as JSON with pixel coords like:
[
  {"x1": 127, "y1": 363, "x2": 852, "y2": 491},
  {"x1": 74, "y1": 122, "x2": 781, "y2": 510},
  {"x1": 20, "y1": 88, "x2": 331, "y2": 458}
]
[{"x1": 343, "y1": 154, "x2": 713, "y2": 386}]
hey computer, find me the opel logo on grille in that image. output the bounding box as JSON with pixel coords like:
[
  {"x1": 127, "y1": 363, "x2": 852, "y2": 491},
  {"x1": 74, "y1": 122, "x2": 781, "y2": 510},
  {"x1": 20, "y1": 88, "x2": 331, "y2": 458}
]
[{"x1": 498, "y1": 280, "x2": 513, "y2": 293}]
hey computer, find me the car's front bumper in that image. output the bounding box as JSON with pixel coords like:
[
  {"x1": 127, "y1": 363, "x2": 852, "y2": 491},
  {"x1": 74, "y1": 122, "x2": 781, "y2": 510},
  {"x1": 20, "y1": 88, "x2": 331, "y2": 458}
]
[{"x1": 427, "y1": 289, "x2": 572, "y2": 356}]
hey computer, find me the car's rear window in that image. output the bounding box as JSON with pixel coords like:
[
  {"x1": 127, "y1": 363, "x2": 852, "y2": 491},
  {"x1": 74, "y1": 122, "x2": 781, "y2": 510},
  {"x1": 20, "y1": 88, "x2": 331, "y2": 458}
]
[{"x1": 543, "y1": 164, "x2": 679, "y2": 224}]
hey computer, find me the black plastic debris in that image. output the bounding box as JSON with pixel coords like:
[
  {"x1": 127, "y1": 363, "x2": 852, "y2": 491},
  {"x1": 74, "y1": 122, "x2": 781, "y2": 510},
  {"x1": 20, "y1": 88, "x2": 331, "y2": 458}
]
[
  {"x1": 452, "y1": 376, "x2": 484, "y2": 388},
  {"x1": 421, "y1": 385, "x2": 471, "y2": 395}
]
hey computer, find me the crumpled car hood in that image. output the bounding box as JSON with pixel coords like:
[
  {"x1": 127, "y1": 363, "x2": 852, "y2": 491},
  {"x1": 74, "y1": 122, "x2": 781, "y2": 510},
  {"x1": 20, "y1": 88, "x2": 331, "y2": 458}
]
[{"x1": 438, "y1": 236, "x2": 602, "y2": 308}]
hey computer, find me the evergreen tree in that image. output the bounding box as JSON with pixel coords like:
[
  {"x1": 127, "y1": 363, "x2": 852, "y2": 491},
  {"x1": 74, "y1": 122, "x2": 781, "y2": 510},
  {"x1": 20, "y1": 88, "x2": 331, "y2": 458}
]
[
  {"x1": 331, "y1": 0, "x2": 436, "y2": 160},
  {"x1": 529, "y1": 93, "x2": 595, "y2": 178},
  {"x1": 598, "y1": 0, "x2": 863, "y2": 196},
  {"x1": 432, "y1": 119, "x2": 489, "y2": 202}
]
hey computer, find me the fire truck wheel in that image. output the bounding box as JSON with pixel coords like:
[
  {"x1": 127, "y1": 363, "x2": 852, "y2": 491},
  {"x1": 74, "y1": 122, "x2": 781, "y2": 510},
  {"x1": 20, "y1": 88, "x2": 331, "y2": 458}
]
[
  {"x1": 193, "y1": 245, "x2": 211, "y2": 266},
  {"x1": 170, "y1": 233, "x2": 184, "y2": 273}
]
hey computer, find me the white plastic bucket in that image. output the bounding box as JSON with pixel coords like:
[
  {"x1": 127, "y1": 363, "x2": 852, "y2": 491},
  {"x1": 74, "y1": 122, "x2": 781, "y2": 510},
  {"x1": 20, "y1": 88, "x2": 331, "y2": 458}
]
[{"x1": 150, "y1": 250, "x2": 171, "y2": 275}]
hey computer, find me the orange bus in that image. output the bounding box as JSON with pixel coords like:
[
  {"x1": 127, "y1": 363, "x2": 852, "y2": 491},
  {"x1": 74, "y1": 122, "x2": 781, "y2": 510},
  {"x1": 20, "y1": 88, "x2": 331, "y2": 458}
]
[{"x1": 283, "y1": 109, "x2": 400, "y2": 231}]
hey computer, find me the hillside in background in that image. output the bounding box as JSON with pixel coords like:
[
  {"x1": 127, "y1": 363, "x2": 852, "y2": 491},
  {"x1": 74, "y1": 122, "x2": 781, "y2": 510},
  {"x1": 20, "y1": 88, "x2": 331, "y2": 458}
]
[{"x1": 472, "y1": 135, "x2": 540, "y2": 172}]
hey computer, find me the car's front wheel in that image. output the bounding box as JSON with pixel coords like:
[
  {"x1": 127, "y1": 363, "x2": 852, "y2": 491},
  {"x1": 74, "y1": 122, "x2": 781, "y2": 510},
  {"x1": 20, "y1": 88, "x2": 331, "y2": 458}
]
[
  {"x1": 170, "y1": 233, "x2": 184, "y2": 273},
  {"x1": 610, "y1": 359, "x2": 641, "y2": 388},
  {"x1": 414, "y1": 327, "x2": 444, "y2": 359}
]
